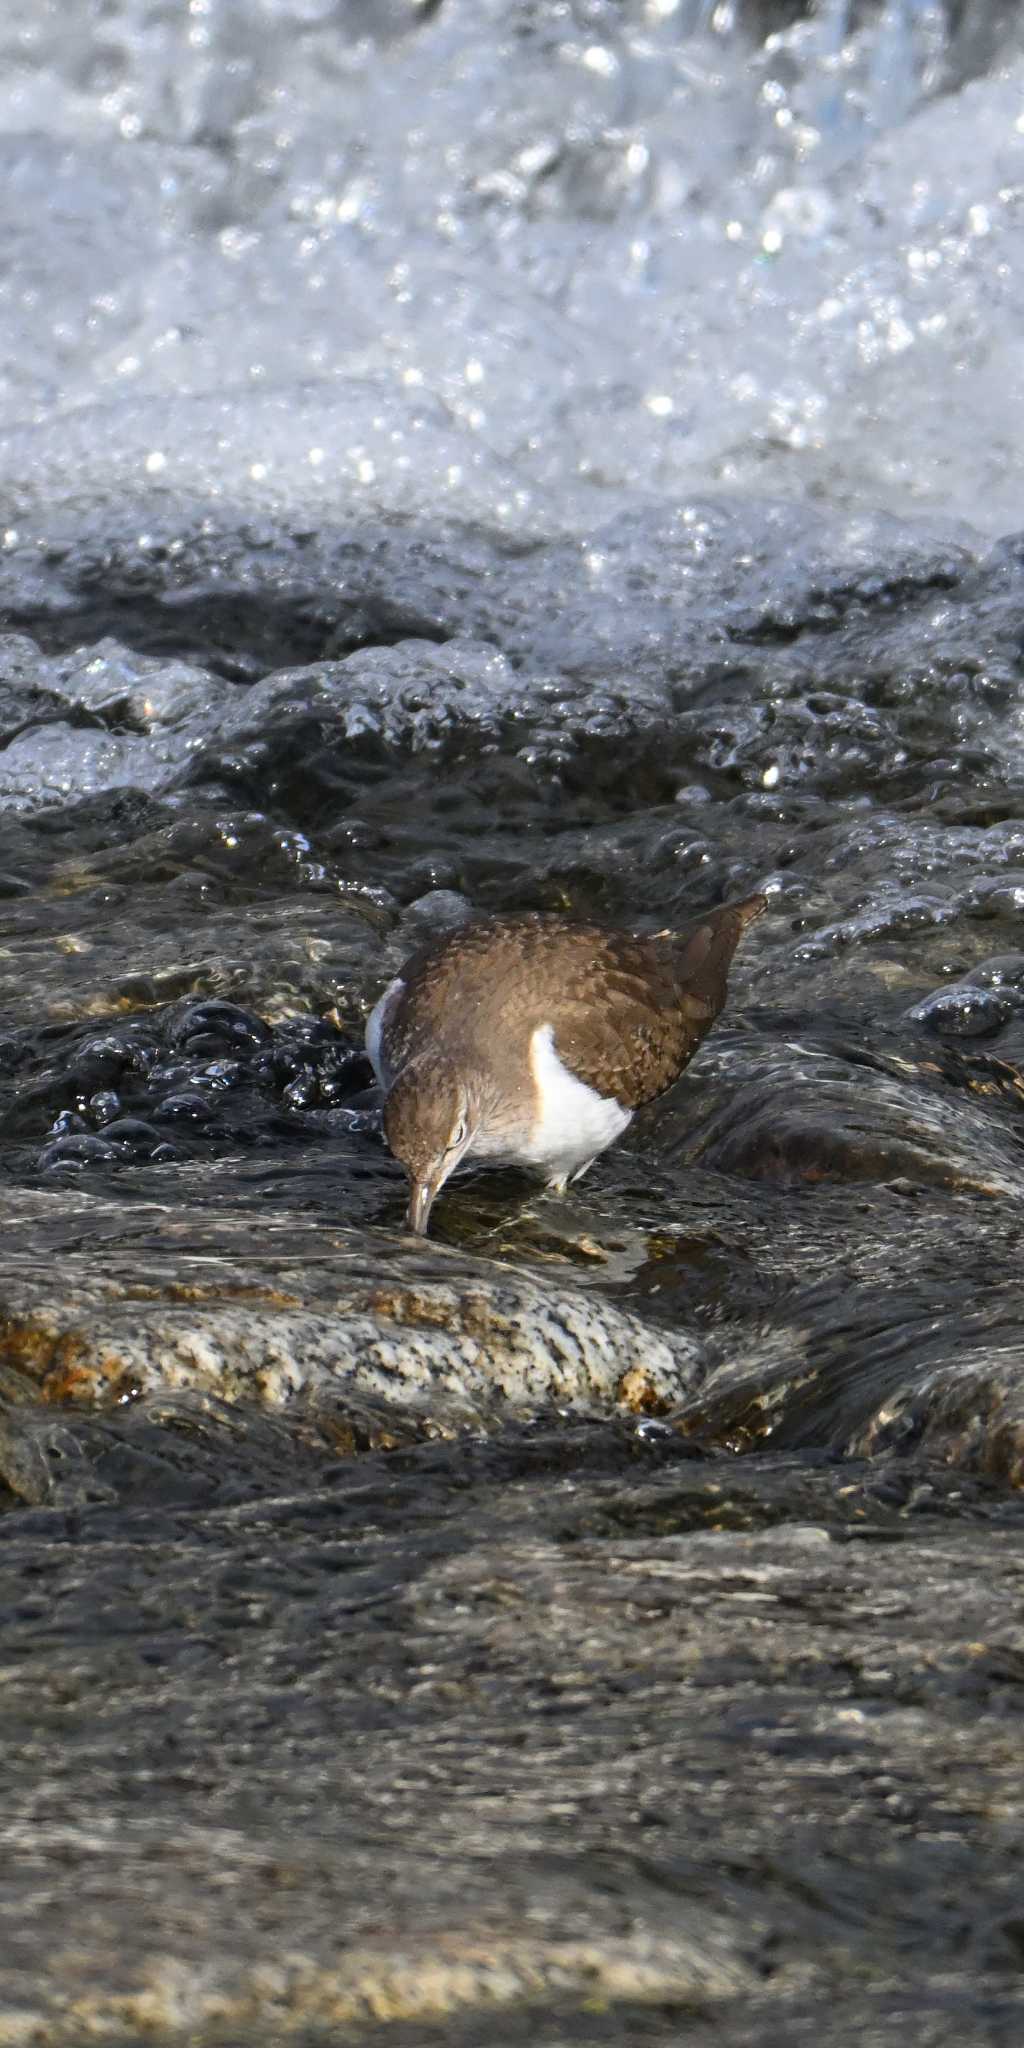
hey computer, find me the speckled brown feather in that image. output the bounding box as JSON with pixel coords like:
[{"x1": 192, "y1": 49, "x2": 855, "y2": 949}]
[{"x1": 381, "y1": 895, "x2": 766, "y2": 1110}]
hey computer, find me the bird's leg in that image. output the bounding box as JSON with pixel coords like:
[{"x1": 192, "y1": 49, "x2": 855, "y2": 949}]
[{"x1": 545, "y1": 1156, "x2": 597, "y2": 1196}]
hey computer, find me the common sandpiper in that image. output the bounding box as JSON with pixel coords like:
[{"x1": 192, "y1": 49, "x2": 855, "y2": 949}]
[{"x1": 366, "y1": 895, "x2": 766, "y2": 1234}]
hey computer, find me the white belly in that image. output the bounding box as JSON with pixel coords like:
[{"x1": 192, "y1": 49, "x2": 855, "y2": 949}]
[{"x1": 520, "y1": 1023, "x2": 631, "y2": 1186}]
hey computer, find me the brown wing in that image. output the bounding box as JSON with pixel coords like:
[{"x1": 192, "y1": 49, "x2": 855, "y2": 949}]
[
  {"x1": 546, "y1": 966, "x2": 716, "y2": 1106},
  {"x1": 385, "y1": 897, "x2": 765, "y2": 1109},
  {"x1": 527, "y1": 895, "x2": 766, "y2": 1107}
]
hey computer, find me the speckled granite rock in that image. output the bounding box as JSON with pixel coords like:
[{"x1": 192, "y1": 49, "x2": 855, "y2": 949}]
[{"x1": 0, "y1": 1191, "x2": 700, "y2": 1431}]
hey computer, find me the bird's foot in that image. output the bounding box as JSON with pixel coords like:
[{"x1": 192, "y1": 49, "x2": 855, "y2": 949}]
[{"x1": 545, "y1": 1158, "x2": 597, "y2": 1198}]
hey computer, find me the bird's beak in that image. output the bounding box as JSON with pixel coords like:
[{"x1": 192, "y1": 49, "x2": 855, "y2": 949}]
[{"x1": 406, "y1": 1179, "x2": 439, "y2": 1236}]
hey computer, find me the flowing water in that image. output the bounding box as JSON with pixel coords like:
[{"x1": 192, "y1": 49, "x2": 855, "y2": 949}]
[{"x1": 4, "y1": 1, "x2": 1024, "y2": 2040}]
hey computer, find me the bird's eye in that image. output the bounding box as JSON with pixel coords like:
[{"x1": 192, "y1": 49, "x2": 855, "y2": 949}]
[{"x1": 448, "y1": 1118, "x2": 467, "y2": 1151}]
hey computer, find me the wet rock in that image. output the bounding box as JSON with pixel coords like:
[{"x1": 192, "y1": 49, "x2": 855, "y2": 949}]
[
  {"x1": 967, "y1": 952, "x2": 1024, "y2": 988},
  {"x1": 908, "y1": 984, "x2": 1016, "y2": 1038},
  {"x1": 0, "y1": 1206, "x2": 701, "y2": 1422},
  {"x1": 1, "y1": 1388, "x2": 1024, "y2": 2047},
  {"x1": 673, "y1": 1276, "x2": 1024, "y2": 1492},
  {"x1": 167, "y1": 997, "x2": 273, "y2": 1055},
  {"x1": 189, "y1": 642, "x2": 535, "y2": 818},
  {"x1": 675, "y1": 1049, "x2": 1024, "y2": 1199},
  {"x1": 153, "y1": 1092, "x2": 219, "y2": 1125},
  {"x1": 100, "y1": 1116, "x2": 164, "y2": 1157},
  {"x1": 399, "y1": 888, "x2": 475, "y2": 939},
  {"x1": 36, "y1": 1131, "x2": 119, "y2": 1171}
]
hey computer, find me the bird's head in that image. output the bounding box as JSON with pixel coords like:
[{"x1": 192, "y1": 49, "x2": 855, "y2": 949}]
[{"x1": 383, "y1": 1054, "x2": 481, "y2": 1234}]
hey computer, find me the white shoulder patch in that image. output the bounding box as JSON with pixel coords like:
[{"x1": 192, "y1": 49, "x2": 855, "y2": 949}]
[
  {"x1": 365, "y1": 977, "x2": 405, "y2": 1088},
  {"x1": 525, "y1": 1022, "x2": 631, "y2": 1183}
]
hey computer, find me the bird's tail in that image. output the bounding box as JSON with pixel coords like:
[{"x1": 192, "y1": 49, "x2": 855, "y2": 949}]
[{"x1": 663, "y1": 892, "x2": 767, "y2": 1016}]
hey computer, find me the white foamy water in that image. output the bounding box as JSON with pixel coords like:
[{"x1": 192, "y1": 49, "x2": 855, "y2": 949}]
[{"x1": 0, "y1": 0, "x2": 1021, "y2": 540}]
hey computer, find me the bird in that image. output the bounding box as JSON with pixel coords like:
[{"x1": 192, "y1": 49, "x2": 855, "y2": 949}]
[{"x1": 366, "y1": 894, "x2": 766, "y2": 1234}]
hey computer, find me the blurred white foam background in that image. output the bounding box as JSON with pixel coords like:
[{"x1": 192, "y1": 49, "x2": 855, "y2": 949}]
[{"x1": 0, "y1": 0, "x2": 1020, "y2": 541}]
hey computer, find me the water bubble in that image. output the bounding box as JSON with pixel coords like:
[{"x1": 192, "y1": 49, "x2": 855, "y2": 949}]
[
  {"x1": 38, "y1": 1132, "x2": 119, "y2": 1170},
  {"x1": 155, "y1": 1092, "x2": 217, "y2": 1124}
]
